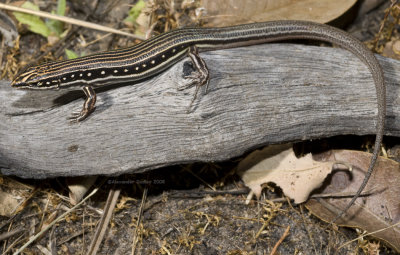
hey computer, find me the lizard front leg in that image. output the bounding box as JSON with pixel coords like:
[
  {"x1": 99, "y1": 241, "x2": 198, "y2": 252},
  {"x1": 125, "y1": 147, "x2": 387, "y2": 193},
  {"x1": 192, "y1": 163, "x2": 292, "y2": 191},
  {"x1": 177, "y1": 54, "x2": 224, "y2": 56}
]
[{"x1": 69, "y1": 85, "x2": 97, "y2": 122}]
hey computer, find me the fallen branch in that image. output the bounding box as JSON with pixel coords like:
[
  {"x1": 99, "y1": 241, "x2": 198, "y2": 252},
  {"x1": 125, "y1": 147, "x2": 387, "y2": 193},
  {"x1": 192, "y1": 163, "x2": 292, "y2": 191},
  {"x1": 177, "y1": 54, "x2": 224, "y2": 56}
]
[{"x1": 0, "y1": 44, "x2": 399, "y2": 178}]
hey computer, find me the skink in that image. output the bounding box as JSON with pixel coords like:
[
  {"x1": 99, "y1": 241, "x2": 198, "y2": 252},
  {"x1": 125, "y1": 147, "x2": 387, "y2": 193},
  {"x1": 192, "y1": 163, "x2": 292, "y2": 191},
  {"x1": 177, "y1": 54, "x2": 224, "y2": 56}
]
[{"x1": 11, "y1": 20, "x2": 386, "y2": 223}]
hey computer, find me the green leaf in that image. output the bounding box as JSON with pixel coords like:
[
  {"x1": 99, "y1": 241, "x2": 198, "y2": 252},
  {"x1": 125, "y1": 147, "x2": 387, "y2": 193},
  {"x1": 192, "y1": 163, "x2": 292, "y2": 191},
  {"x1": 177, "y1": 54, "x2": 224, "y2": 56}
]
[
  {"x1": 13, "y1": 1, "x2": 51, "y2": 37},
  {"x1": 46, "y1": 0, "x2": 66, "y2": 36},
  {"x1": 65, "y1": 49, "x2": 79, "y2": 59},
  {"x1": 20, "y1": 1, "x2": 39, "y2": 11},
  {"x1": 56, "y1": 0, "x2": 66, "y2": 16},
  {"x1": 124, "y1": 0, "x2": 146, "y2": 24}
]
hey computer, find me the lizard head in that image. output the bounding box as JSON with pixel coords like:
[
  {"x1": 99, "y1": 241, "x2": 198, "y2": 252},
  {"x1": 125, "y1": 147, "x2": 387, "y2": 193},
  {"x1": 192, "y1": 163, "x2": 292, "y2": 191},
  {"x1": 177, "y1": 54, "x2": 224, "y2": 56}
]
[{"x1": 11, "y1": 64, "x2": 60, "y2": 89}]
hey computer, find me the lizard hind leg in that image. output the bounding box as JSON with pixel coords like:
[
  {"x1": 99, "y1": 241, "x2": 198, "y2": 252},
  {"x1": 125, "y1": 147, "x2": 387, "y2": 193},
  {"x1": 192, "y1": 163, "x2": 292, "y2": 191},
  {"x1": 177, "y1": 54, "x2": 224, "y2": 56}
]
[{"x1": 185, "y1": 46, "x2": 210, "y2": 110}]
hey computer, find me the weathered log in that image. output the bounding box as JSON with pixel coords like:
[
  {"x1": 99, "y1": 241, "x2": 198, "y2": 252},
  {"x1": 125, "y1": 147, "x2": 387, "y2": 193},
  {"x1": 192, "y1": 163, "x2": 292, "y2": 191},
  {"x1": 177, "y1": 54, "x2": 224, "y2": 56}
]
[{"x1": 0, "y1": 44, "x2": 399, "y2": 178}]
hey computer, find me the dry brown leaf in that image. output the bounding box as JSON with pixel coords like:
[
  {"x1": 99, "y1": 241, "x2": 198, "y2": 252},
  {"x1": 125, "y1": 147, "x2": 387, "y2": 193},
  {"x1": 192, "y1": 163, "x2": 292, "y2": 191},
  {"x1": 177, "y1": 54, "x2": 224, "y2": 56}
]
[
  {"x1": 200, "y1": 0, "x2": 357, "y2": 27},
  {"x1": 237, "y1": 144, "x2": 341, "y2": 203},
  {"x1": 0, "y1": 190, "x2": 21, "y2": 216},
  {"x1": 67, "y1": 176, "x2": 97, "y2": 205},
  {"x1": 0, "y1": 177, "x2": 34, "y2": 216},
  {"x1": 306, "y1": 150, "x2": 400, "y2": 252}
]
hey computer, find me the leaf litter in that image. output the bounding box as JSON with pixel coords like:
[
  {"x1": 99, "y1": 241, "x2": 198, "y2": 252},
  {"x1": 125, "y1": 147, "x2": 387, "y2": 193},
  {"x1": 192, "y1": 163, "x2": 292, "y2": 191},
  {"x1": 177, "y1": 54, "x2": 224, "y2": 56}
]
[
  {"x1": 237, "y1": 144, "x2": 346, "y2": 203},
  {"x1": 237, "y1": 144, "x2": 400, "y2": 251}
]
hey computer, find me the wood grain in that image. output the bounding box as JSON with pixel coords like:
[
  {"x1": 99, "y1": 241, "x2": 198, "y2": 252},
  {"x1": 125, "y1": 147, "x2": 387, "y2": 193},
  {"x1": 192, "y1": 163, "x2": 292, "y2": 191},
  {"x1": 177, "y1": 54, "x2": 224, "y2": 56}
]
[{"x1": 0, "y1": 44, "x2": 399, "y2": 178}]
